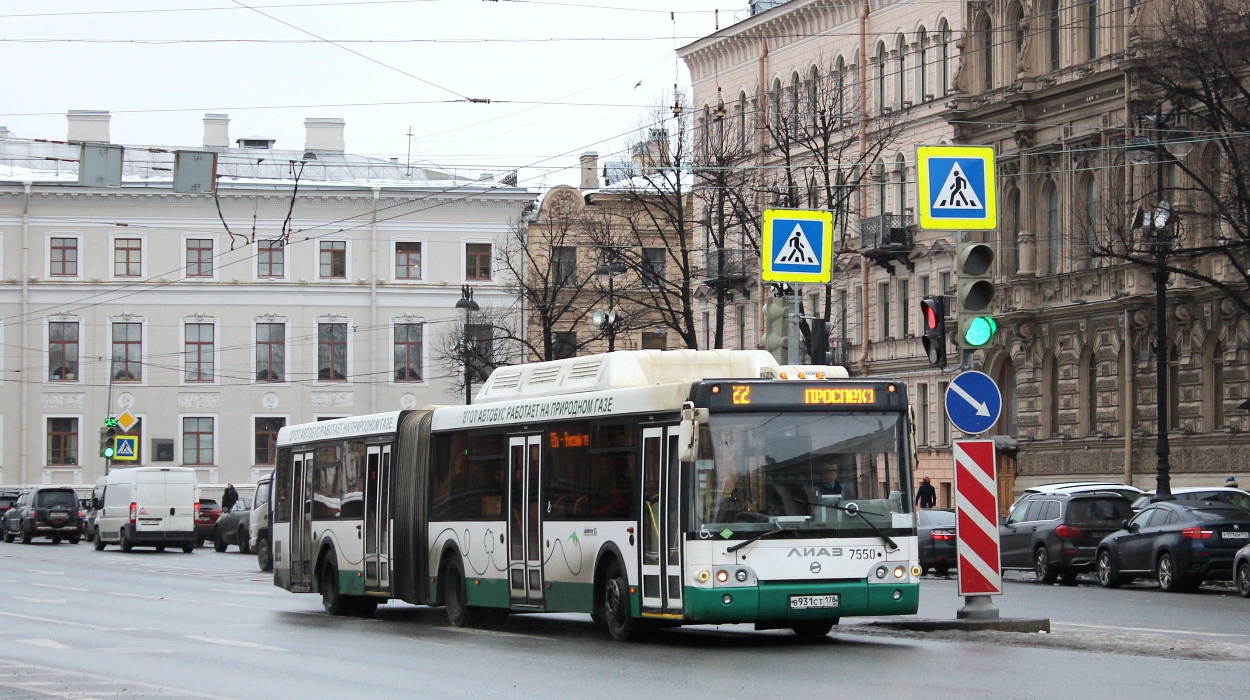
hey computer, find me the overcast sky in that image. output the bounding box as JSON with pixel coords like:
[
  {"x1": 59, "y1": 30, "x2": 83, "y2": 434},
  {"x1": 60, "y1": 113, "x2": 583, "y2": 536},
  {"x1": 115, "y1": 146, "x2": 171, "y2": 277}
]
[{"x1": 0, "y1": 0, "x2": 746, "y2": 188}]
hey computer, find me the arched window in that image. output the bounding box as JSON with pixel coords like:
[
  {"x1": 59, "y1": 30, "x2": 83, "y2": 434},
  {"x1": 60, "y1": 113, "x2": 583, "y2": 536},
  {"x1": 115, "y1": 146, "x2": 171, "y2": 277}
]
[
  {"x1": 1045, "y1": 353, "x2": 1061, "y2": 437},
  {"x1": 1049, "y1": 0, "x2": 1061, "y2": 71},
  {"x1": 1010, "y1": 3, "x2": 1025, "y2": 57},
  {"x1": 736, "y1": 91, "x2": 747, "y2": 151},
  {"x1": 875, "y1": 160, "x2": 887, "y2": 216},
  {"x1": 1087, "y1": 0, "x2": 1099, "y2": 60},
  {"x1": 916, "y1": 28, "x2": 928, "y2": 101},
  {"x1": 1168, "y1": 346, "x2": 1182, "y2": 432},
  {"x1": 700, "y1": 104, "x2": 710, "y2": 158},
  {"x1": 994, "y1": 357, "x2": 1019, "y2": 435},
  {"x1": 1045, "y1": 180, "x2": 1060, "y2": 275},
  {"x1": 833, "y1": 56, "x2": 846, "y2": 123},
  {"x1": 1082, "y1": 173, "x2": 1098, "y2": 262},
  {"x1": 1003, "y1": 186, "x2": 1021, "y2": 275},
  {"x1": 894, "y1": 155, "x2": 907, "y2": 216},
  {"x1": 939, "y1": 21, "x2": 951, "y2": 95},
  {"x1": 807, "y1": 65, "x2": 820, "y2": 116},
  {"x1": 770, "y1": 78, "x2": 783, "y2": 137},
  {"x1": 876, "y1": 42, "x2": 888, "y2": 113},
  {"x1": 978, "y1": 15, "x2": 994, "y2": 91},
  {"x1": 1084, "y1": 350, "x2": 1099, "y2": 436},
  {"x1": 1204, "y1": 339, "x2": 1226, "y2": 431},
  {"x1": 895, "y1": 34, "x2": 907, "y2": 107}
]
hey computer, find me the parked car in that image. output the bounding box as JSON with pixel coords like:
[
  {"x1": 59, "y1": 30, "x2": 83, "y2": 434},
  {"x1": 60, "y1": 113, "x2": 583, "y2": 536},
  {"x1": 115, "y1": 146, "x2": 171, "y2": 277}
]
[
  {"x1": 1000, "y1": 491, "x2": 1135, "y2": 584},
  {"x1": 250, "y1": 473, "x2": 273, "y2": 571},
  {"x1": 0, "y1": 491, "x2": 19, "y2": 522},
  {"x1": 213, "y1": 498, "x2": 253, "y2": 553},
  {"x1": 1011, "y1": 482, "x2": 1143, "y2": 510},
  {"x1": 1130, "y1": 487, "x2": 1250, "y2": 513},
  {"x1": 1235, "y1": 543, "x2": 1250, "y2": 598},
  {"x1": 1096, "y1": 501, "x2": 1250, "y2": 591},
  {"x1": 2, "y1": 487, "x2": 83, "y2": 544},
  {"x1": 916, "y1": 508, "x2": 956, "y2": 576},
  {"x1": 195, "y1": 498, "x2": 221, "y2": 546},
  {"x1": 94, "y1": 467, "x2": 198, "y2": 553}
]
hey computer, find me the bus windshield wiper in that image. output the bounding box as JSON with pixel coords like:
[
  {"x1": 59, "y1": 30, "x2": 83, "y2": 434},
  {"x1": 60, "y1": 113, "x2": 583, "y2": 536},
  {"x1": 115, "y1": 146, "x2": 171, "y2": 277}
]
[
  {"x1": 796, "y1": 499, "x2": 899, "y2": 552},
  {"x1": 725, "y1": 525, "x2": 789, "y2": 553}
]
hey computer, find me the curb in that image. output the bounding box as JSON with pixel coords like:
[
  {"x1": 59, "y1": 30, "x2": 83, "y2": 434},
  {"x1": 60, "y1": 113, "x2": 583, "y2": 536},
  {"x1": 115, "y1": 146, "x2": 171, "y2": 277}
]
[{"x1": 861, "y1": 618, "x2": 1051, "y2": 633}]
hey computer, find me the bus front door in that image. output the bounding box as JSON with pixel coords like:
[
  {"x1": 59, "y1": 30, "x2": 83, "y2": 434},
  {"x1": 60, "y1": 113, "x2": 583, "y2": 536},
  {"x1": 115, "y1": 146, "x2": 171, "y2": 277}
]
[
  {"x1": 640, "y1": 426, "x2": 683, "y2": 615},
  {"x1": 290, "y1": 451, "x2": 314, "y2": 592},
  {"x1": 507, "y1": 435, "x2": 543, "y2": 607},
  {"x1": 363, "y1": 444, "x2": 392, "y2": 592}
]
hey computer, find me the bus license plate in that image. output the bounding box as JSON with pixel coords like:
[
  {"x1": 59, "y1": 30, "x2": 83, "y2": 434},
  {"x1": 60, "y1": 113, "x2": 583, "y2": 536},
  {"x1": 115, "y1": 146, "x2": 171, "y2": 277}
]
[
  {"x1": 1222, "y1": 531, "x2": 1249, "y2": 540},
  {"x1": 790, "y1": 595, "x2": 839, "y2": 610}
]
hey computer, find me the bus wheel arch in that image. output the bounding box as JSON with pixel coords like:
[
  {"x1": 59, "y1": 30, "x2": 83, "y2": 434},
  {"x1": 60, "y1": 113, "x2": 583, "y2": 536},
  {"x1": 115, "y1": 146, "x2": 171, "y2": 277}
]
[
  {"x1": 433, "y1": 543, "x2": 463, "y2": 607},
  {"x1": 593, "y1": 544, "x2": 636, "y2": 640}
]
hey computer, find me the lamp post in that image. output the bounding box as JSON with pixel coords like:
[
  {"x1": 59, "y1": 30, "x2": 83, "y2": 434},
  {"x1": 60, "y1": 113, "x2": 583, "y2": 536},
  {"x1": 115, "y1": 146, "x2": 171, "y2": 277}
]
[
  {"x1": 455, "y1": 285, "x2": 480, "y2": 405},
  {"x1": 592, "y1": 255, "x2": 626, "y2": 352},
  {"x1": 1126, "y1": 106, "x2": 1193, "y2": 502}
]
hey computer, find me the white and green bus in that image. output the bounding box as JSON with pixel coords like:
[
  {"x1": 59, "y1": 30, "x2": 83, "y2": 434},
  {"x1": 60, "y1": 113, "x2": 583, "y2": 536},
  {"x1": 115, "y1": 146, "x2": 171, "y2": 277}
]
[{"x1": 271, "y1": 349, "x2": 920, "y2": 640}]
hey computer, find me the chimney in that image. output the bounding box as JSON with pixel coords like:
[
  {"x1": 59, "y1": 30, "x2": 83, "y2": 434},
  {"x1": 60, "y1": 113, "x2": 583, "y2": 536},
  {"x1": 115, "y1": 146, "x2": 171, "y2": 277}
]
[
  {"x1": 304, "y1": 118, "x2": 345, "y2": 153},
  {"x1": 203, "y1": 113, "x2": 230, "y2": 148},
  {"x1": 67, "y1": 110, "x2": 110, "y2": 143},
  {"x1": 579, "y1": 151, "x2": 599, "y2": 190}
]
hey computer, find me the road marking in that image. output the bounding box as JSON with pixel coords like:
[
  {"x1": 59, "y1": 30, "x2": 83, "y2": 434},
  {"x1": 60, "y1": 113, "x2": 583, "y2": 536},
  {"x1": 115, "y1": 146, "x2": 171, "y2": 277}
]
[
  {"x1": 107, "y1": 592, "x2": 163, "y2": 600},
  {"x1": 29, "y1": 583, "x2": 89, "y2": 592},
  {"x1": 16, "y1": 639, "x2": 71, "y2": 649},
  {"x1": 21, "y1": 569, "x2": 63, "y2": 576},
  {"x1": 208, "y1": 588, "x2": 272, "y2": 596},
  {"x1": 1054, "y1": 621, "x2": 1248, "y2": 638},
  {"x1": 12, "y1": 598, "x2": 66, "y2": 604},
  {"x1": 185, "y1": 635, "x2": 288, "y2": 652},
  {"x1": 225, "y1": 623, "x2": 263, "y2": 628},
  {"x1": 98, "y1": 647, "x2": 177, "y2": 654},
  {"x1": 0, "y1": 610, "x2": 109, "y2": 631}
]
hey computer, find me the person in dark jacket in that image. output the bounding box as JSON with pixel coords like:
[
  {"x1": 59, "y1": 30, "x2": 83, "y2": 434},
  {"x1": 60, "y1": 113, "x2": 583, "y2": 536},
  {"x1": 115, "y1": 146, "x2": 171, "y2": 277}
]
[
  {"x1": 915, "y1": 477, "x2": 937, "y2": 509},
  {"x1": 221, "y1": 484, "x2": 239, "y2": 512}
]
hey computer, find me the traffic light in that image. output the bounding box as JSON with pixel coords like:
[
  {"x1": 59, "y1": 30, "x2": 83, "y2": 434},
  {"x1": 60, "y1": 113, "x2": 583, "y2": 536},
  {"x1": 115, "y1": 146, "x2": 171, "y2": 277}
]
[
  {"x1": 808, "y1": 318, "x2": 832, "y2": 365},
  {"x1": 100, "y1": 426, "x2": 117, "y2": 459},
  {"x1": 954, "y1": 242, "x2": 997, "y2": 348},
  {"x1": 920, "y1": 296, "x2": 947, "y2": 368},
  {"x1": 762, "y1": 295, "x2": 789, "y2": 364}
]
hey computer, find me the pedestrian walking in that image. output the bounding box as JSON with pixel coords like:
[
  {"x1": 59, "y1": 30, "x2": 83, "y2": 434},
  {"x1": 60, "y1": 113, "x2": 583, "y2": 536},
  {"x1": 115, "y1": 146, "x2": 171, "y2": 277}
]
[
  {"x1": 222, "y1": 483, "x2": 239, "y2": 512},
  {"x1": 1226, "y1": 476, "x2": 1240, "y2": 489},
  {"x1": 915, "y1": 477, "x2": 937, "y2": 509}
]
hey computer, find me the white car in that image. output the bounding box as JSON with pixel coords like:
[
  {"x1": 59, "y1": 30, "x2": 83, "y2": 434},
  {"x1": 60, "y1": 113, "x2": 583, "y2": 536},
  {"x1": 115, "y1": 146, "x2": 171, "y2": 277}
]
[
  {"x1": 94, "y1": 467, "x2": 198, "y2": 553},
  {"x1": 249, "y1": 473, "x2": 273, "y2": 572},
  {"x1": 1131, "y1": 487, "x2": 1250, "y2": 512},
  {"x1": 1011, "y1": 482, "x2": 1143, "y2": 509}
]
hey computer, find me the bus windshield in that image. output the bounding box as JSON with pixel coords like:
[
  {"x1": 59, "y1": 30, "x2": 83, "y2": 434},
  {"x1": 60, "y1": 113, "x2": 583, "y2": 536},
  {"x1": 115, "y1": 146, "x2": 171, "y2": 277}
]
[{"x1": 693, "y1": 411, "x2": 909, "y2": 532}]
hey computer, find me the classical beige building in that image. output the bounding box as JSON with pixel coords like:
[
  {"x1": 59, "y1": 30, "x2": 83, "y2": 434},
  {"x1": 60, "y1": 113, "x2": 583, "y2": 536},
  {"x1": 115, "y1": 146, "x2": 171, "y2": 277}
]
[{"x1": 0, "y1": 111, "x2": 533, "y2": 487}]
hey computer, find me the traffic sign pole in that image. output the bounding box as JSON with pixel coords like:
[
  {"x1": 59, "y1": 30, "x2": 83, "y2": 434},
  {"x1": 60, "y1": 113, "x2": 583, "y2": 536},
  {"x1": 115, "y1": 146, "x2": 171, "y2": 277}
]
[
  {"x1": 953, "y1": 438, "x2": 1002, "y2": 619},
  {"x1": 787, "y1": 287, "x2": 801, "y2": 364}
]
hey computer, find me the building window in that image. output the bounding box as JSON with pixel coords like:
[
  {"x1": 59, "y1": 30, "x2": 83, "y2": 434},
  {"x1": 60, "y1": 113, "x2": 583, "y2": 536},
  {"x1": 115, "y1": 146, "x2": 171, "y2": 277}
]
[
  {"x1": 1045, "y1": 181, "x2": 1060, "y2": 275},
  {"x1": 552, "y1": 246, "x2": 576, "y2": 287},
  {"x1": 917, "y1": 383, "x2": 929, "y2": 446},
  {"x1": 894, "y1": 36, "x2": 906, "y2": 107},
  {"x1": 1087, "y1": 0, "x2": 1099, "y2": 60},
  {"x1": 186, "y1": 238, "x2": 214, "y2": 278},
  {"x1": 878, "y1": 282, "x2": 891, "y2": 341},
  {"x1": 1168, "y1": 347, "x2": 1181, "y2": 431},
  {"x1": 47, "y1": 417, "x2": 78, "y2": 466},
  {"x1": 916, "y1": 29, "x2": 928, "y2": 100},
  {"x1": 1049, "y1": 0, "x2": 1061, "y2": 71},
  {"x1": 255, "y1": 322, "x2": 285, "y2": 382},
  {"x1": 184, "y1": 323, "x2": 214, "y2": 382},
  {"x1": 894, "y1": 156, "x2": 907, "y2": 214},
  {"x1": 1086, "y1": 353, "x2": 1098, "y2": 436},
  {"x1": 875, "y1": 43, "x2": 887, "y2": 113},
  {"x1": 899, "y1": 279, "x2": 911, "y2": 338},
  {"x1": 319, "y1": 241, "x2": 347, "y2": 279},
  {"x1": 938, "y1": 380, "x2": 950, "y2": 444},
  {"x1": 111, "y1": 322, "x2": 142, "y2": 382},
  {"x1": 466, "y1": 243, "x2": 492, "y2": 281},
  {"x1": 465, "y1": 323, "x2": 494, "y2": 382},
  {"x1": 394, "y1": 323, "x2": 424, "y2": 381},
  {"x1": 395, "y1": 241, "x2": 422, "y2": 280},
  {"x1": 50, "y1": 237, "x2": 78, "y2": 277},
  {"x1": 113, "y1": 238, "x2": 142, "y2": 277},
  {"x1": 254, "y1": 417, "x2": 285, "y2": 466},
  {"x1": 551, "y1": 331, "x2": 577, "y2": 360},
  {"x1": 979, "y1": 16, "x2": 994, "y2": 92},
  {"x1": 939, "y1": 22, "x2": 951, "y2": 95},
  {"x1": 49, "y1": 321, "x2": 79, "y2": 381},
  {"x1": 642, "y1": 330, "x2": 667, "y2": 350},
  {"x1": 258, "y1": 240, "x2": 285, "y2": 278},
  {"x1": 1083, "y1": 174, "x2": 1099, "y2": 260},
  {"x1": 642, "y1": 247, "x2": 665, "y2": 288},
  {"x1": 318, "y1": 322, "x2": 348, "y2": 381},
  {"x1": 182, "y1": 417, "x2": 214, "y2": 466}
]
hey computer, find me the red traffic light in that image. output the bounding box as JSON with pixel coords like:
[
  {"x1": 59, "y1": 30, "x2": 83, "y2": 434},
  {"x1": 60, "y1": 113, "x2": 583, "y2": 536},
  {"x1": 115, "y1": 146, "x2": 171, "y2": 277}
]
[{"x1": 920, "y1": 297, "x2": 946, "y2": 368}]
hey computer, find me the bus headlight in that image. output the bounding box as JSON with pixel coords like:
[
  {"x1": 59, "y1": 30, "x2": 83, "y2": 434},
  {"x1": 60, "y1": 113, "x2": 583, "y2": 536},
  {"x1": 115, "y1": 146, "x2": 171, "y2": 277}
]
[
  {"x1": 696, "y1": 569, "x2": 711, "y2": 583},
  {"x1": 716, "y1": 570, "x2": 730, "y2": 584},
  {"x1": 893, "y1": 566, "x2": 905, "y2": 579},
  {"x1": 875, "y1": 566, "x2": 888, "y2": 580},
  {"x1": 735, "y1": 569, "x2": 748, "y2": 583}
]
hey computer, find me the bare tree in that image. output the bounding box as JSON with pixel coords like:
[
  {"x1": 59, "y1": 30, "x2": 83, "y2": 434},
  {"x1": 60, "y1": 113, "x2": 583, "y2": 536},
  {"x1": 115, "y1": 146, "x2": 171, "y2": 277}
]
[{"x1": 433, "y1": 305, "x2": 521, "y2": 401}]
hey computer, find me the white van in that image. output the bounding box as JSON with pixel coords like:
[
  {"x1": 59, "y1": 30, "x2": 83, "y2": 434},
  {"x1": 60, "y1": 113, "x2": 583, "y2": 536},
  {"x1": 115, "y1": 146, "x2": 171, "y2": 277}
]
[
  {"x1": 93, "y1": 467, "x2": 198, "y2": 553},
  {"x1": 249, "y1": 473, "x2": 273, "y2": 572}
]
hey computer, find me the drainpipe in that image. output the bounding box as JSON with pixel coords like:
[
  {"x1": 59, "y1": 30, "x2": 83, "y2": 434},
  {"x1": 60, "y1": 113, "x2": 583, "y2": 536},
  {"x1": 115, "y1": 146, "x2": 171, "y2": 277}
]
[
  {"x1": 20, "y1": 181, "x2": 32, "y2": 485},
  {"x1": 757, "y1": 39, "x2": 769, "y2": 352},
  {"x1": 1123, "y1": 307, "x2": 1134, "y2": 485},
  {"x1": 857, "y1": 0, "x2": 872, "y2": 376},
  {"x1": 369, "y1": 186, "x2": 380, "y2": 413}
]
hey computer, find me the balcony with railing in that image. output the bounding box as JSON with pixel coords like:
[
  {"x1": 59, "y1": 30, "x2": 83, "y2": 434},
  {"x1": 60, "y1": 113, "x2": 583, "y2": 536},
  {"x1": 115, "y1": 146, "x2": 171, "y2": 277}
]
[
  {"x1": 859, "y1": 213, "x2": 916, "y2": 273},
  {"x1": 703, "y1": 248, "x2": 755, "y2": 284}
]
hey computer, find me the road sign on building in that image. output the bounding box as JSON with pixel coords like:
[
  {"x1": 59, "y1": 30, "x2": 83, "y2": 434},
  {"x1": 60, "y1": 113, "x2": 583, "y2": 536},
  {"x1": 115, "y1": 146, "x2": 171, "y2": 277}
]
[
  {"x1": 953, "y1": 439, "x2": 1001, "y2": 596},
  {"x1": 760, "y1": 208, "x2": 833, "y2": 284},
  {"x1": 116, "y1": 410, "x2": 138, "y2": 434},
  {"x1": 112, "y1": 435, "x2": 138, "y2": 461},
  {"x1": 916, "y1": 145, "x2": 997, "y2": 230},
  {"x1": 944, "y1": 370, "x2": 1002, "y2": 435}
]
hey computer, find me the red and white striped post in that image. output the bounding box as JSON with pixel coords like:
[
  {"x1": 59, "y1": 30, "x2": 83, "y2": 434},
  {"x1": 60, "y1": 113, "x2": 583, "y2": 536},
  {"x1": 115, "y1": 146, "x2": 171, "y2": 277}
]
[{"x1": 953, "y1": 438, "x2": 1001, "y2": 619}]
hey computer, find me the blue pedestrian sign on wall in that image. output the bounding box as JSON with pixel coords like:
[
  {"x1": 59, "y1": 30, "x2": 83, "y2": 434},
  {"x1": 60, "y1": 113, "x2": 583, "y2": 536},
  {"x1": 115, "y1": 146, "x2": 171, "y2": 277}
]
[
  {"x1": 944, "y1": 370, "x2": 1002, "y2": 435},
  {"x1": 916, "y1": 145, "x2": 997, "y2": 231},
  {"x1": 113, "y1": 435, "x2": 138, "y2": 461},
  {"x1": 761, "y1": 208, "x2": 833, "y2": 284}
]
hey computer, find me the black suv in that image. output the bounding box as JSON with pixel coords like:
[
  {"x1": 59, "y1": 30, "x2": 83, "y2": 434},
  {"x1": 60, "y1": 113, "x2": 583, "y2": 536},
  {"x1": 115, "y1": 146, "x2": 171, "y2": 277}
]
[
  {"x1": 3, "y1": 487, "x2": 83, "y2": 544},
  {"x1": 999, "y1": 491, "x2": 1134, "y2": 584}
]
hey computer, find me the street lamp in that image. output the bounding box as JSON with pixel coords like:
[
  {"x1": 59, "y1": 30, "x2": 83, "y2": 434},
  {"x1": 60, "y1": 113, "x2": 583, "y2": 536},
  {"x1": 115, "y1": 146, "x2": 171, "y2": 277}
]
[
  {"x1": 1127, "y1": 107, "x2": 1193, "y2": 502},
  {"x1": 591, "y1": 257, "x2": 626, "y2": 352},
  {"x1": 455, "y1": 285, "x2": 480, "y2": 405}
]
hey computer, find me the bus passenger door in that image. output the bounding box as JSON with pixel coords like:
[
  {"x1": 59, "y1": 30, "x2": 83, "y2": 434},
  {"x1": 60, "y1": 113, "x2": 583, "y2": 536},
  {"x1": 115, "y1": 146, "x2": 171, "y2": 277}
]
[
  {"x1": 640, "y1": 427, "x2": 683, "y2": 615},
  {"x1": 508, "y1": 435, "x2": 544, "y2": 607},
  {"x1": 290, "y1": 451, "x2": 314, "y2": 592},
  {"x1": 363, "y1": 444, "x2": 392, "y2": 592}
]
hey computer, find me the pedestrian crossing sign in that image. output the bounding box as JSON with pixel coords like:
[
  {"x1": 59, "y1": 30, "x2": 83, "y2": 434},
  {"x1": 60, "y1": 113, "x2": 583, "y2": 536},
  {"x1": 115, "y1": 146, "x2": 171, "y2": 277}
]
[
  {"x1": 761, "y1": 208, "x2": 833, "y2": 284},
  {"x1": 916, "y1": 145, "x2": 997, "y2": 230},
  {"x1": 113, "y1": 435, "x2": 138, "y2": 461}
]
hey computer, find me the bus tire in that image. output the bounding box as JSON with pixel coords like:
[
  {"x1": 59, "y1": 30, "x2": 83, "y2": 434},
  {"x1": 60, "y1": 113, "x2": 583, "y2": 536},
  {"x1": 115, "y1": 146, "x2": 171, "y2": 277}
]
[
  {"x1": 321, "y1": 559, "x2": 350, "y2": 616},
  {"x1": 443, "y1": 556, "x2": 474, "y2": 627},
  {"x1": 256, "y1": 535, "x2": 273, "y2": 572},
  {"x1": 600, "y1": 562, "x2": 638, "y2": 642}
]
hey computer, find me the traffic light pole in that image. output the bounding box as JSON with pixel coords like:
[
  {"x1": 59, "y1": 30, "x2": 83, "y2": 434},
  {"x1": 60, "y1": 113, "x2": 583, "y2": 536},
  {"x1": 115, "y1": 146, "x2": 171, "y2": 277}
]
[{"x1": 787, "y1": 285, "x2": 801, "y2": 364}]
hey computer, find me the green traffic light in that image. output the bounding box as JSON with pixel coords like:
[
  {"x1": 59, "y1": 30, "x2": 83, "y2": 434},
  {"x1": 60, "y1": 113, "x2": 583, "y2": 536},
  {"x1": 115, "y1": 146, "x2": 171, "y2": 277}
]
[
  {"x1": 963, "y1": 316, "x2": 997, "y2": 347},
  {"x1": 102, "y1": 446, "x2": 115, "y2": 459}
]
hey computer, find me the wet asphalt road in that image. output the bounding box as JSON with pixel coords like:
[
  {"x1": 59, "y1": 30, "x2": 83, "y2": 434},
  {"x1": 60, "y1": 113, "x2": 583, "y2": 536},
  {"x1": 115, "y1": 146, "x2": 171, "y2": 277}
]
[{"x1": 0, "y1": 541, "x2": 1245, "y2": 699}]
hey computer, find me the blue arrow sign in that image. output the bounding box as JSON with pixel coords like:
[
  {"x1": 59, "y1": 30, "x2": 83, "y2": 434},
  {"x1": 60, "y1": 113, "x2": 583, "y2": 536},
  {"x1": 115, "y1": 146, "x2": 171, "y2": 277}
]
[{"x1": 944, "y1": 370, "x2": 1002, "y2": 435}]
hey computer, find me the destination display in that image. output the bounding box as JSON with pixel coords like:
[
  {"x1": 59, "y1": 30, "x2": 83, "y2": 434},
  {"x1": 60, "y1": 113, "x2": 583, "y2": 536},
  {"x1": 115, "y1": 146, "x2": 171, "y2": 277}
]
[{"x1": 699, "y1": 382, "x2": 902, "y2": 410}]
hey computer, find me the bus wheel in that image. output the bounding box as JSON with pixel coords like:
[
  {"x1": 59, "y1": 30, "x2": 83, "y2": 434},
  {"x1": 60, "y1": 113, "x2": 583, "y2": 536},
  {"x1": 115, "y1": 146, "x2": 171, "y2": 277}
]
[
  {"x1": 790, "y1": 621, "x2": 835, "y2": 641},
  {"x1": 601, "y1": 563, "x2": 638, "y2": 642},
  {"x1": 443, "y1": 557, "x2": 473, "y2": 627},
  {"x1": 321, "y1": 559, "x2": 350, "y2": 616},
  {"x1": 256, "y1": 536, "x2": 273, "y2": 572}
]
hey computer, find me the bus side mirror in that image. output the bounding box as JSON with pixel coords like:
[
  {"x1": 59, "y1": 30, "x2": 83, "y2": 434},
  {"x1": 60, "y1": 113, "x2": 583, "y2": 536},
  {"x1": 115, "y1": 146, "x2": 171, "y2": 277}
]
[{"x1": 677, "y1": 403, "x2": 708, "y2": 462}]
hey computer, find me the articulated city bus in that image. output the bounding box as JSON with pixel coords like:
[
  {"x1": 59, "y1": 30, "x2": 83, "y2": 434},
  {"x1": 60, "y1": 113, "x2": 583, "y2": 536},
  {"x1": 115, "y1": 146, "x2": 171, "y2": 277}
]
[{"x1": 271, "y1": 350, "x2": 920, "y2": 640}]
